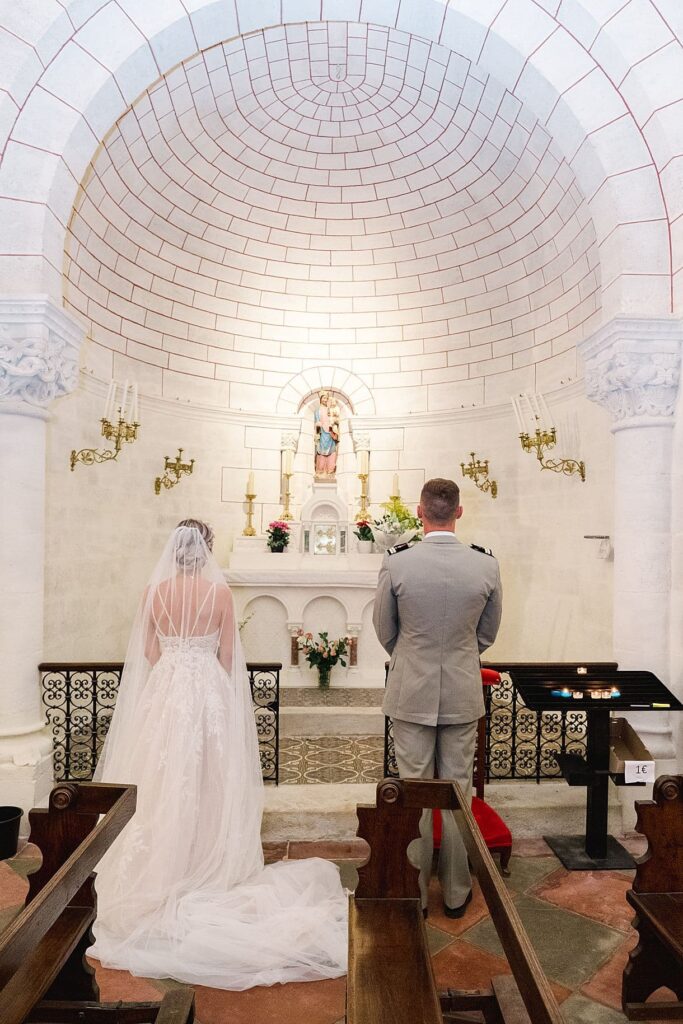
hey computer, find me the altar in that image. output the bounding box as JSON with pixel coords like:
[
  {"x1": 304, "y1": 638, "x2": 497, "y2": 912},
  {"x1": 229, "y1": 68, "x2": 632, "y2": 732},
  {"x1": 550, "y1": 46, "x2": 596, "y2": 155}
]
[{"x1": 226, "y1": 482, "x2": 388, "y2": 687}]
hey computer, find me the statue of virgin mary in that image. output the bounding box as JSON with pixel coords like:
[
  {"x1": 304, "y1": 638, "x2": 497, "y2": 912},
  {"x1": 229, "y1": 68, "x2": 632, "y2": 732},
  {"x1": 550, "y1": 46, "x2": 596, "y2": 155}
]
[{"x1": 314, "y1": 391, "x2": 340, "y2": 478}]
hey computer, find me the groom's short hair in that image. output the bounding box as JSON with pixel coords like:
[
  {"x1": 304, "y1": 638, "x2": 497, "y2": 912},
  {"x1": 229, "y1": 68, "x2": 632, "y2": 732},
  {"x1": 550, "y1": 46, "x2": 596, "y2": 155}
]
[{"x1": 420, "y1": 479, "x2": 460, "y2": 524}]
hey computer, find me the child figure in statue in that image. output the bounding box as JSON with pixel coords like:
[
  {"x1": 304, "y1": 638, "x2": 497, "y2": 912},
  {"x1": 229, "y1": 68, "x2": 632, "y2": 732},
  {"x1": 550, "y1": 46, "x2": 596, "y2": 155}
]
[{"x1": 314, "y1": 391, "x2": 339, "y2": 478}]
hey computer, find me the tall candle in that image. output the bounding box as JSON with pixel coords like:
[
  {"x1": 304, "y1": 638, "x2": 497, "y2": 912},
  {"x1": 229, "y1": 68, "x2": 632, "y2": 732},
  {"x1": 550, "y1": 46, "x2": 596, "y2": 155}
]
[
  {"x1": 121, "y1": 380, "x2": 129, "y2": 420},
  {"x1": 393, "y1": 473, "x2": 399, "y2": 496},
  {"x1": 131, "y1": 383, "x2": 139, "y2": 423},
  {"x1": 283, "y1": 448, "x2": 293, "y2": 475},
  {"x1": 539, "y1": 393, "x2": 552, "y2": 429},
  {"x1": 104, "y1": 380, "x2": 114, "y2": 420},
  {"x1": 247, "y1": 471, "x2": 254, "y2": 494},
  {"x1": 358, "y1": 449, "x2": 369, "y2": 475},
  {"x1": 511, "y1": 396, "x2": 523, "y2": 431}
]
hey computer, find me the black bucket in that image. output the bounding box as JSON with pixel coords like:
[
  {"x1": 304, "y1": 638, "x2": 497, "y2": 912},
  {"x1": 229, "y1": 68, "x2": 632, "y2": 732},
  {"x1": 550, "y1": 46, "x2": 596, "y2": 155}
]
[{"x1": 0, "y1": 806, "x2": 22, "y2": 860}]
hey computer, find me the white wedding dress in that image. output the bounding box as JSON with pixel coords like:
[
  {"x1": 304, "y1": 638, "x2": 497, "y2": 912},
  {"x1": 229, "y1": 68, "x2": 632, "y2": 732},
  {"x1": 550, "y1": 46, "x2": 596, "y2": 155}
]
[{"x1": 90, "y1": 527, "x2": 348, "y2": 989}]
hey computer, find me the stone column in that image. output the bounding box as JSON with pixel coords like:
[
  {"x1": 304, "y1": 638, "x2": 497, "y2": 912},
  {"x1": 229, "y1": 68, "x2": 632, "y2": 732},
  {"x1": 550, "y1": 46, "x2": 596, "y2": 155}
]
[
  {"x1": 579, "y1": 317, "x2": 683, "y2": 765},
  {"x1": 0, "y1": 297, "x2": 82, "y2": 812}
]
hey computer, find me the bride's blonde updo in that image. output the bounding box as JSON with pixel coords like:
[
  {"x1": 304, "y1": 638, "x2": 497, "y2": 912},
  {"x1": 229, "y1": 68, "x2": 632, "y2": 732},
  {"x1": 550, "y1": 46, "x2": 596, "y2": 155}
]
[{"x1": 175, "y1": 518, "x2": 215, "y2": 570}]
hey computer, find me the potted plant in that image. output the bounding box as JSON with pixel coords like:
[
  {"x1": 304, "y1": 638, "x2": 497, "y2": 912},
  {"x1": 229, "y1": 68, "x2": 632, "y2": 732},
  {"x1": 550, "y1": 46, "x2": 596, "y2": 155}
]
[
  {"x1": 354, "y1": 519, "x2": 374, "y2": 553},
  {"x1": 372, "y1": 496, "x2": 423, "y2": 552},
  {"x1": 296, "y1": 630, "x2": 350, "y2": 689},
  {"x1": 266, "y1": 520, "x2": 290, "y2": 553}
]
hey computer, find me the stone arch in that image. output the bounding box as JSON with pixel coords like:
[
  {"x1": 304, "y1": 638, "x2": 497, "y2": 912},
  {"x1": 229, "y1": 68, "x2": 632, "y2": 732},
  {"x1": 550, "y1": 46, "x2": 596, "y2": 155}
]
[
  {"x1": 278, "y1": 369, "x2": 375, "y2": 416},
  {"x1": 1, "y1": 0, "x2": 682, "y2": 315}
]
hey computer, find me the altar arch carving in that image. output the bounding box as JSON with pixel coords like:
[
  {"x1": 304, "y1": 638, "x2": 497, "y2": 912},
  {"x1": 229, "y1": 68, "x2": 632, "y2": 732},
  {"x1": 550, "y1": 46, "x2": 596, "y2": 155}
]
[{"x1": 276, "y1": 368, "x2": 375, "y2": 416}]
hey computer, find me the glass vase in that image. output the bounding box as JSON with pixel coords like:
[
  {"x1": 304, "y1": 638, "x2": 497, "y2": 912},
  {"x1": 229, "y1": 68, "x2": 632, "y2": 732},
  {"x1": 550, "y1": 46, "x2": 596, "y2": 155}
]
[{"x1": 317, "y1": 663, "x2": 332, "y2": 689}]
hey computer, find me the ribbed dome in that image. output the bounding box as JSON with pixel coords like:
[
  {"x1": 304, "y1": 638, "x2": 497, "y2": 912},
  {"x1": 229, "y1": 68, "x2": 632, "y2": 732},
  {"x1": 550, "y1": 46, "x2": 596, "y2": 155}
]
[{"x1": 65, "y1": 21, "x2": 600, "y2": 413}]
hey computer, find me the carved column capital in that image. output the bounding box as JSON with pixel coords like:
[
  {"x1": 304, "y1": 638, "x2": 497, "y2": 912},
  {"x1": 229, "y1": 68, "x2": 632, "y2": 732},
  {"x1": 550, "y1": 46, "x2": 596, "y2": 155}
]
[
  {"x1": 352, "y1": 430, "x2": 371, "y2": 452},
  {"x1": 281, "y1": 430, "x2": 299, "y2": 453},
  {"x1": 579, "y1": 317, "x2": 683, "y2": 423},
  {"x1": 0, "y1": 297, "x2": 84, "y2": 411}
]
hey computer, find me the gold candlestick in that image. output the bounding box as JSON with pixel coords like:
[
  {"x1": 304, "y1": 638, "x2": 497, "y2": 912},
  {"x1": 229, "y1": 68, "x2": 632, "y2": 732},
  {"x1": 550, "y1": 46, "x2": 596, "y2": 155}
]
[
  {"x1": 281, "y1": 473, "x2": 294, "y2": 521},
  {"x1": 358, "y1": 473, "x2": 370, "y2": 519},
  {"x1": 243, "y1": 492, "x2": 256, "y2": 536}
]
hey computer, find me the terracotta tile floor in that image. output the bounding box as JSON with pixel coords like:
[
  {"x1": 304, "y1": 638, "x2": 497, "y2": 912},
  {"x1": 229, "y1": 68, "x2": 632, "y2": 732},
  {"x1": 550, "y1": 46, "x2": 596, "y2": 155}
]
[{"x1": 2, "y1": 836, "x2": 675, "y2": 1024}]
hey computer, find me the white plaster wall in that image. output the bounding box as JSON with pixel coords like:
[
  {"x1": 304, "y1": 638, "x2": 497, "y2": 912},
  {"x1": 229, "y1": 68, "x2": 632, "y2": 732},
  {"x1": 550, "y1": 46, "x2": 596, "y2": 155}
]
[{"x1": 44, "y1": 378, "x2": 614, "y2": 666}]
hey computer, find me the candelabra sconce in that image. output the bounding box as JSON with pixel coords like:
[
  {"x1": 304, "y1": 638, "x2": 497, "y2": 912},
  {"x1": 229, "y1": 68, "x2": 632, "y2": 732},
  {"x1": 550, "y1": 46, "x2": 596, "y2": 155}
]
[
  {"x1": 358, "y1": 473, "x2": 370, "y2": 519},
  {"x1": 70, "y1": 411, "x2": 139, "y2": 471},
  {"x1": 461, "y1": 452, "x2": 497, "y2": 499},
  {"x1": 154, "y1": 448, "x2": 194, "y2": 494},
  {"x1": 243, "y1": 492, "x2": 257, "y2": 536},
  {"x1": 519, "y1": 428, "x2": 586, "y2": 481}
]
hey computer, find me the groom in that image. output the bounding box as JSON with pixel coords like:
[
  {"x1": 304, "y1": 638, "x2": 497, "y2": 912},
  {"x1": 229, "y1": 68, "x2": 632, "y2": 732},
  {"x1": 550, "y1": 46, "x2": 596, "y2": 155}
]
[{"x1": 373, "y1": 478, "x2": 502, "y2": 917}]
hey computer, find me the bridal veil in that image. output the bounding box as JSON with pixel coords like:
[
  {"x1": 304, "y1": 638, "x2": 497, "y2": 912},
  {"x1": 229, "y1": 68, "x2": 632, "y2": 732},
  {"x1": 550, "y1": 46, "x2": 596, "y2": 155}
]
[{"x1": 91, "y1": 525, "x2": 348, "y2": 988}]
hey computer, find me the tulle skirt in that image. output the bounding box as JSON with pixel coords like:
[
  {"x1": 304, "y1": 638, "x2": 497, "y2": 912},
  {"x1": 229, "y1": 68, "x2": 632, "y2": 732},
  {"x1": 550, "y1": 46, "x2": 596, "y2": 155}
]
[{"x1": 90, "y1": 644, "x2": 348, "y2": 989}]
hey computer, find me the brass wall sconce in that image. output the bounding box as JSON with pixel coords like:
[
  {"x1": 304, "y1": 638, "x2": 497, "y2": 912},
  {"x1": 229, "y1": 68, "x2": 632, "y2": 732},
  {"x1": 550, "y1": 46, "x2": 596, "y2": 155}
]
[
  {"x1": 512, "y1": 393, "x2": 586, "y2": 482},
  {"x1": 461, "y1": 452, "x2": 498, "y2": 498},
  {"x1": 154, "y1": 448, "x2": 194, "y2": 494},
  {"x1": 70, "y1": 382, "x2": 140, "y2": 471},
  {"x1": 70, "y1": 412, "x2": 139, "y2": 470},
  {"x1": 518, "y1": 426, "x2": 586, "y2": 481}
]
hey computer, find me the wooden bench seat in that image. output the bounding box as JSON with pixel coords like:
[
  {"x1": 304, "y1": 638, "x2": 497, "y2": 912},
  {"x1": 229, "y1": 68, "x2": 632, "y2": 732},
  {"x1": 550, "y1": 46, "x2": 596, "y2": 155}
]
[
  {"x1": 348, "y1": 778, "x2": 566, "y2": 1024},
  {"x1": 623, "y1": 775, "x2": 683, "y2": 1020},
  {"x1": 0, "y1": 782, "x2": 195, "y2": 1024}
]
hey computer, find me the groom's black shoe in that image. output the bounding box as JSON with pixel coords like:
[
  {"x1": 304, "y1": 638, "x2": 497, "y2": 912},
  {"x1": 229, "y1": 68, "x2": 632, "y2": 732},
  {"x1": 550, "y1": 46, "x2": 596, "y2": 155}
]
[{"x1": 443, "y1": 890, "x2": 472, "y2": 919}]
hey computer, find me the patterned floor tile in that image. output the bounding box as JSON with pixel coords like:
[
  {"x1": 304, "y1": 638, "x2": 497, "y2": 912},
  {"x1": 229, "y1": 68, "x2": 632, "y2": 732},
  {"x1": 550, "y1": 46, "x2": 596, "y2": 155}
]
[
  {"x1": 281, "y1": 688, "x2": 382, "y2": 707},
  {"x1": 279, "y1": 736, "x2": 383, "y2": 784},
  {"x1": 580, "y1": 935, "x2": 634, "y2": 1011},
  {"x1": 0, "y1": 861, "x2": 28, "y2": 909},
  {"x1": 192, "y1": 977, "x2": 346, "y2": 1024},
  {"x1": 531, "y1": 867, "x2": 634, "y2": 933},
  {"x1": 463, "y1": 894, "x2": 625, "y2": 988},
  {"x1": 560, "y1": 991, "x2": 633, "y2": 1023},
  {"x1": 503, "y1": 855, "x2": 561, "y2": 895}
]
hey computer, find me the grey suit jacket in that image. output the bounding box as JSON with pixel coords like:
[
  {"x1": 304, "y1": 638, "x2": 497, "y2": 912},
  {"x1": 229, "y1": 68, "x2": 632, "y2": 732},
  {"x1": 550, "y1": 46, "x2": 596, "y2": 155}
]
[{"x1": 373, "y1": 534, "x2": 502, "y2": 726}]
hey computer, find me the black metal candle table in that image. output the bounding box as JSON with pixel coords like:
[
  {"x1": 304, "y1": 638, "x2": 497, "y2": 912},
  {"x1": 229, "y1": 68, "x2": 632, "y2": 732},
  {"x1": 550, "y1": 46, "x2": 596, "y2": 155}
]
[{"x1": 503, "y1": 665, "x2": 682, "y2": 870}]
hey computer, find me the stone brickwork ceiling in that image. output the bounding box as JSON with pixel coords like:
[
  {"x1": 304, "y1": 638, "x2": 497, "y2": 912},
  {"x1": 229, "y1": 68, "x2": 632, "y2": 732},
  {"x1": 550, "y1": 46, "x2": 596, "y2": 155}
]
[
  {"x1": 64, "y1": 23, "x2": 599, "y2": 413},
  {"x1": 2, "y1": 0, "x2": 683, "y2": 412}
]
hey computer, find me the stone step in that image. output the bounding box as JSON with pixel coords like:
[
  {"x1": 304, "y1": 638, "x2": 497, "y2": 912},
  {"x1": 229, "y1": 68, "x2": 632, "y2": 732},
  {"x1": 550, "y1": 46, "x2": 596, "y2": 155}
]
[
  {"x1": 280, "y1": 705, "x2": 385, "y2": 736},
  {"x1": 262, "y1": 780, "x2": 624, "y2": 842}
]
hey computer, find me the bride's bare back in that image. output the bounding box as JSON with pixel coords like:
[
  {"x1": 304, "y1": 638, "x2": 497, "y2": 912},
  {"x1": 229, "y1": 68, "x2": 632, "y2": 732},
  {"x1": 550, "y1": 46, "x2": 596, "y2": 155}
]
[{"x1": 145, "y1": 576, "x2": 234, "y2": 670}]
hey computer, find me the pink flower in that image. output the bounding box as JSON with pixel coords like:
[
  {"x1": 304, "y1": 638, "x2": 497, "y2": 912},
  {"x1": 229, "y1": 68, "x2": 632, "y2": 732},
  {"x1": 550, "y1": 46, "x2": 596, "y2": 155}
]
[
  {"x1": 296, "y1": 628, "x2": 303, "y2": 636},
  {"x1": 306, "y1": 632, "x2": 313, "y2": 639}
]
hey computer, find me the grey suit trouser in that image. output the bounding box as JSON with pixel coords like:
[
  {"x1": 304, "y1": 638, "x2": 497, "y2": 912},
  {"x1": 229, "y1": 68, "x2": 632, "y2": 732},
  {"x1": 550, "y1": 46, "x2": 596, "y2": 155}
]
[{"x1": 392, "y1": 718, "x2": 477, "y2": 909}]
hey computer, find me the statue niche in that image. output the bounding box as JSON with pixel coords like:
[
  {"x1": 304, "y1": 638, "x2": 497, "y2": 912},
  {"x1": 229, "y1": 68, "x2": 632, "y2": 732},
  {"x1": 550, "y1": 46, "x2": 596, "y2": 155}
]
[{"x1": 314, "y1": 390, "x2": 341, "y2": 480}]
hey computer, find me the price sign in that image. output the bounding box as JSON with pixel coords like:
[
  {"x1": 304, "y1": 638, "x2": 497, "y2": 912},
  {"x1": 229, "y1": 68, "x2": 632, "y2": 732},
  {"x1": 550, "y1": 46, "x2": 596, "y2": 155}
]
[{"x1": 624, "y1": 760, "x2": 655, "y2": 785}]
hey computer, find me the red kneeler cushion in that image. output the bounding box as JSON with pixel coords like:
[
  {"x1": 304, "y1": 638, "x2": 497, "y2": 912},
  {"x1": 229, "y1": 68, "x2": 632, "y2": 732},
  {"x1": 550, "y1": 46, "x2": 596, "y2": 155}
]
[{"x1": 433, "y1": 801, "x2": 512, "y2": 851}]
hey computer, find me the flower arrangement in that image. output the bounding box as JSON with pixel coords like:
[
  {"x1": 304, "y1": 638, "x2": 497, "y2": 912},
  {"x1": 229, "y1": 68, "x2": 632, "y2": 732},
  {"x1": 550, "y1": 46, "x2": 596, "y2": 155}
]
[
  {"x1": 372, "y1": 496, "x2": 423, "y2": 552},
  {"x1": 266, "y1": 520, "x2": 290, "y2": 552},
  {"x1": 296, "y1": 629, "x2": 350, "y2": 688},
  {"x1": 353, "y1": 519, "x2": 374, "y2": 542}
]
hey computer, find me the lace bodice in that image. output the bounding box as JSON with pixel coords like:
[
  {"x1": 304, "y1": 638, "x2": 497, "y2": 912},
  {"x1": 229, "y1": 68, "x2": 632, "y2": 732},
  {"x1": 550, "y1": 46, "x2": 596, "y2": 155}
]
[{"x1": 158, "y1": 630, "x2": 220, "y2": 656}]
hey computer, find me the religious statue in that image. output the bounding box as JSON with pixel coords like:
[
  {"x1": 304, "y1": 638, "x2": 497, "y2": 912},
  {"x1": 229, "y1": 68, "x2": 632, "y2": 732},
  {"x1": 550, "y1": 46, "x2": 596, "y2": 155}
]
[{"x1": 314, "y1": 391, "x2": 340, "y2": 478}]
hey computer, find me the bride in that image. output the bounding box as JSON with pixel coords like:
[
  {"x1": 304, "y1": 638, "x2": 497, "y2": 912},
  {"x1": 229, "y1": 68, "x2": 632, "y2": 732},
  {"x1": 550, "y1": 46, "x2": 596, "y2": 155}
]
[{"x1": 90, "y1": 519, "x2": 348, "y2": 989}]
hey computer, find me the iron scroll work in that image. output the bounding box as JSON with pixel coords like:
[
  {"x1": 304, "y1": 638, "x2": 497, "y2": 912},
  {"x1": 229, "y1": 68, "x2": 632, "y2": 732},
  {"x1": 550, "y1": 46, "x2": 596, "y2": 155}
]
[
  {"x1": 384, "y1": 669, "x2": 588, "y2": 782},
  {"x1": 39, "y1": 662, "x2": 281, "y2": 785}
]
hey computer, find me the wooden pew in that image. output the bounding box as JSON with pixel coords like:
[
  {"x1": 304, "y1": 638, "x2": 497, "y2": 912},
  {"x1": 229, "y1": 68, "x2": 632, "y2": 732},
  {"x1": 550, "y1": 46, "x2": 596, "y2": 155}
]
[
  {"x1": 348, "y1": 777, "x2": 565, "y2": 1024},
  {"x1": 0, "y1": 782, "x2": 195, "y2": 1024},
  {"x1": 623, "y1": 774, "x2": 683, "y2": 1020}
]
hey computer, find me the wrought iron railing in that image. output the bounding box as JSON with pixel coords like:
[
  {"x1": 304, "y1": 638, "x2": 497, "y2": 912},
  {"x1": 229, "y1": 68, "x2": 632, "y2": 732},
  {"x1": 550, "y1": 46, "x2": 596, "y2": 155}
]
[
  {"x1": 383, "y1": 669, "x2": 588, "y2": 782},
  {"x1": 39, "y1": 662, "x2": 281, "y2": 785}
]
